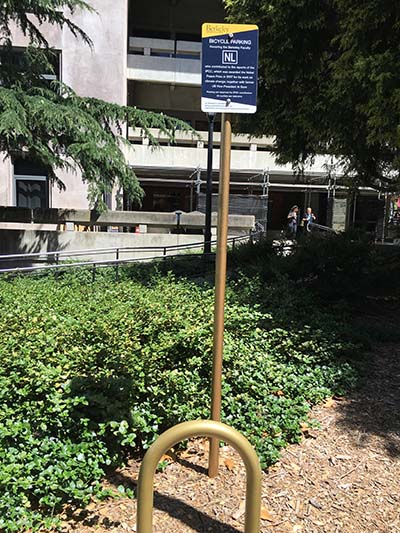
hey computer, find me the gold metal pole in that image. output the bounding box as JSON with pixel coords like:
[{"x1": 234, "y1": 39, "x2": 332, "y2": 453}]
[
  {"x1": 136, "y1": 419, "x2": 262, "y2": 533},
  {"x1": 209, "y1": 112, "x2": 232, "y2": 477}
]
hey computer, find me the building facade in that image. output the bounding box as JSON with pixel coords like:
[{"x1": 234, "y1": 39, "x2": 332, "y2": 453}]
[{"x1": 0, "y1": 0, "x2": 384, "y2": 235}]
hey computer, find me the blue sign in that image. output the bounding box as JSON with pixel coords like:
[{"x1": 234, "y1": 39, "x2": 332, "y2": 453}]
[{"x1": 201, "y1": 23, "x2": 259, "y2": 114}]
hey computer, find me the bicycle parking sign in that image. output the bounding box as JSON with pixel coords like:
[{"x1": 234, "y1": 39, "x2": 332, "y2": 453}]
[{"x1": 201, "y1": 23, "x2": 259, "y2": 114}]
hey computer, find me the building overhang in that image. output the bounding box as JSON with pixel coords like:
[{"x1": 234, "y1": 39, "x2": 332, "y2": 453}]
[{"x1": 130, "y1": 165, "x2": 378, "y2": 195}]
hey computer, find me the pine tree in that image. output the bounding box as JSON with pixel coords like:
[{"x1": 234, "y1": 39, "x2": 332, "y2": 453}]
[
  {"x1": 224, "y1": 0, "x2": 400, "y2": 191},
  {"x1": 0, "y1": 1, "x2": 193, "y2": 209}
]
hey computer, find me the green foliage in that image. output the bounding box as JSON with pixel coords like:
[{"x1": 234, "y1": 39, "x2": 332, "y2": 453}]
[
  {"x1": 230, "y1": 233, "x2": 400, "y2": 346},
  {"x1": 0, "y1": 1, "x2": 93, "y2": 48},
  {"x1": 224, "y1": 0, "x2": 400, "y2": 190},
  {"x1": 231, "y1": 231, "x2": 400, "y2": 300},
  {"x1": 261, "y1": 233, "x2": 371, "y2": 294},
  {"x1": 0, "y1": 272, "x2": 358, "y2": 531},
  {"x1": 0, "y1": 82, "x2": 193, "y2": 209},
  {"x1": 0, "y1": 1, "x2": 195, "y2": 209}
]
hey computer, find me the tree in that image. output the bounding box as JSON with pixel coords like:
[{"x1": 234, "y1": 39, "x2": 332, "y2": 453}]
[
  {"x1": 224, "y1": 0, "x2": 400, "y2": 191},
  {"x1": 0, "y1": 1, "x2": 192, "y2": 209}
]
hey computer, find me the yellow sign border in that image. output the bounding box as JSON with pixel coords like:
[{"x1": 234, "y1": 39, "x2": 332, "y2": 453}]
[{"x1": 202, "y1": 23, "x2": 258, "y2": 39}]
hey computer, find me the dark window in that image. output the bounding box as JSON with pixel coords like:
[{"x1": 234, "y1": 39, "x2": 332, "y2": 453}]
[
  {"x1": 15, "y1": 178, "x2": 49, "y2": 209},
  {"x1": 131, "y1": 28, "x2": 171, "y2": 40},
  {"x1": 128, "y1": 0, "x2": 225, "y2": 43},
  {"x1": 0, "y1": 47, "x2": 61, "y2": 82},
  {"x1": 138, "y1": 185, "x2": 192, "y2": 212},
  {"x1": 175, "y1": 32, "x2": 201, "y2": 42},
  {"x1": 14, "y1": 160, "x2": 49, "y2": 209},
  {"x1": 103, "y1": 191, "x2": 112, "y2": 209},
  {"x1": 14, "y1": 159, "x2": 48, "y2": 176}
]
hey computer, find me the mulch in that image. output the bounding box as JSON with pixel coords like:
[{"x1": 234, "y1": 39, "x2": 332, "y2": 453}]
[{"x1": 61, "y1": 339, "x2": 400, "y2": 533}]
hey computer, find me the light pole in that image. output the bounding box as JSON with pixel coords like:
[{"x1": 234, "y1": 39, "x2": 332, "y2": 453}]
[{"x1": 204, "y1": 112, "x2": 216, "y2": 254}]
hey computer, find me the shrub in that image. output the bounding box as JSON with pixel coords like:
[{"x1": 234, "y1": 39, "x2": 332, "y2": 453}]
[
  {"x1": 0, "y1": 272, "x2": 358, "y2": 531},
  {"x1": 230, "y1": 231, "x2": 382, "y2": 298}
]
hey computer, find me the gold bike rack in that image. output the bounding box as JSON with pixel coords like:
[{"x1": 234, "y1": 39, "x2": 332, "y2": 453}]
[{"x1": 136, "y1": 419, "x2": 262, "y2": 533}]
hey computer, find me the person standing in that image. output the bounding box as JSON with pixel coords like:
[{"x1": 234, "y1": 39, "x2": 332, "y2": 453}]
[
  {"x1": 303, "y1": 206, "x2": 316, "y2": 232},
  {"x1": 287, "y1": 205, "x2": 299, "y2": 237}
]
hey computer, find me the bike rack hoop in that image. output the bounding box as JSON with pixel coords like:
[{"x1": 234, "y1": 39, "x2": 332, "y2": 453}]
[{"x1": 136, "y1": 419, "x2": 262, "y2": 533}]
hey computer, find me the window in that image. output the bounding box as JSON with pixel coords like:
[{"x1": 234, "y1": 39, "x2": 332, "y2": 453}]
[
  {"x1": 128, "y1": 0, "x2": 225, "y2": 43},
  {"x1": 15, "y1": 176, "x2": 49, "y2": 209},
  {"x1": 0, "y1": 47, "x2": 61, "y2": 83},
  {"x1": 14, "y1": 160, "x2": 50, "y2": 209}
]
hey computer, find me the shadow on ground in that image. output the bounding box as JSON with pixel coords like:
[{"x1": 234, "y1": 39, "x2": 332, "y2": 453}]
[
  {"x1": 114, "y1": 466, "x2": 241, "y2": 533},
  {"x1": 152, "y1": 491, "x2": 241, "y2": 533},
  {"x1": 66, "y1": 465, "x2": 241, "y2": 533},
  {"x1": 336, "y1": 300, "x2": 400, "y2": 458},
  {"x1": 336, "y1": 344, "x2": 400, "y2": 458}
]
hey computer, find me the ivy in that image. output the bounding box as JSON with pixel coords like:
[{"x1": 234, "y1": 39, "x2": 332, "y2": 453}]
[{"x1": 0, "y1": 272, "x2": 358, "y2": 530}]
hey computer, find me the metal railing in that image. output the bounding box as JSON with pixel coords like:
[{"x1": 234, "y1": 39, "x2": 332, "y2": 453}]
[
  {"x1": 128, "y1": 36, "x2": 202, "y2": 61},
  {"x1": 309, "y1": 222, "x2": 337, "y2": 234},
  {"x1": 0, "y1": 233, "x2": 257, "y2": 276},
  {"x1": 0, "y1": 240, "x2": 209, "y2": 264}
]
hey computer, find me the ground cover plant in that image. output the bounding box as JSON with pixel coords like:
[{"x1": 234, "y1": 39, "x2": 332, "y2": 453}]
[{"x1": 0, "y1": 235, "x2": 384, "y2": 531}]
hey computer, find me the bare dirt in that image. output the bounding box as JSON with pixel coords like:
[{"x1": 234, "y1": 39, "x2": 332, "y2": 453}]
[{"x1": 61, "y1": 337, "x2": 400, "y2": 533}]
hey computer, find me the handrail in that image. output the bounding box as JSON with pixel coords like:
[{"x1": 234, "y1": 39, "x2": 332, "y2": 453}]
[
  {"x1": 136, "y1": 420, "x2": 262, "y2": 533},
  {"x1": 0, "y1": 241, "x2": 205, "y2": 261},
  {"x1": 0, "y1": 252, "x2": 207, "y2": 275},
  {"x1": 0, "y1": 233, "x2": 260, "y2": 275},
  {"x1": 0, "y1": 234, "x2": 251, "y2": 263},
  {"x1": 309, "y1": 223, "x2": 337, "y2": 233},
  {"x1": 0, "y1": 232, "x2": 263, "y2": 276}
]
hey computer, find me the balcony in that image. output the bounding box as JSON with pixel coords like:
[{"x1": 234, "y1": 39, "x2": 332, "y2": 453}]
[
  {"x1": 127, "y1": 37, "x2": 201, "y2": 86},
  {"x1": 128, "y1": 127, "x2": 275, "y2": 148}
]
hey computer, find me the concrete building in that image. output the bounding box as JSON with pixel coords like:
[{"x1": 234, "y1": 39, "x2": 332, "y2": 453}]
[
  {"x1": 0, "y1": 0, "x2": 128, "y2": 212},
  {"x1": 0, "y1": 0, "x2": 384, "y2": 236}
]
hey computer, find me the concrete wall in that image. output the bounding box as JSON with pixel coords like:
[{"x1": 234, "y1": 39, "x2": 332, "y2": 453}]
[
  {"x1": 0, "y1": 206, "x2": 255, "y2": 233},
  {"x1": 5, "y1": 1, "x2": 128, "y2": 104},
  {"x1": 0, "y1": 227, "x2": 254, "y2": 270},
  {"x1": 0, "y1": 159, "x2": 13, "y2": 208},
  {"x1": 0, "y1": 229, "x2": 212, "y2": 265}
]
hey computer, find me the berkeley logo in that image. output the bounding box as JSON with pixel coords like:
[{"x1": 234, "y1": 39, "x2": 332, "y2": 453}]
[{"x1": 222, "y1": 50, "x2": 238, "y2": 65}]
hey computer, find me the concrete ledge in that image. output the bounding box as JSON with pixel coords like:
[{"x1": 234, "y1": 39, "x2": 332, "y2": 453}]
[
  {"x1": 0, "y1": 207, "x2": 32, "y2": 223},
  {"x1": 0, "y1": 207, "x2": 255, "y2": 232}
]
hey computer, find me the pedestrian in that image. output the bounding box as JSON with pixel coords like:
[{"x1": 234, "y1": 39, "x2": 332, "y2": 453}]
[
  {"x1": 287, "y1": 205, "x2": 299, "y2": 238},
  {"x1": 302, "y1": 206, "x2": 316, "y2": 232}
]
